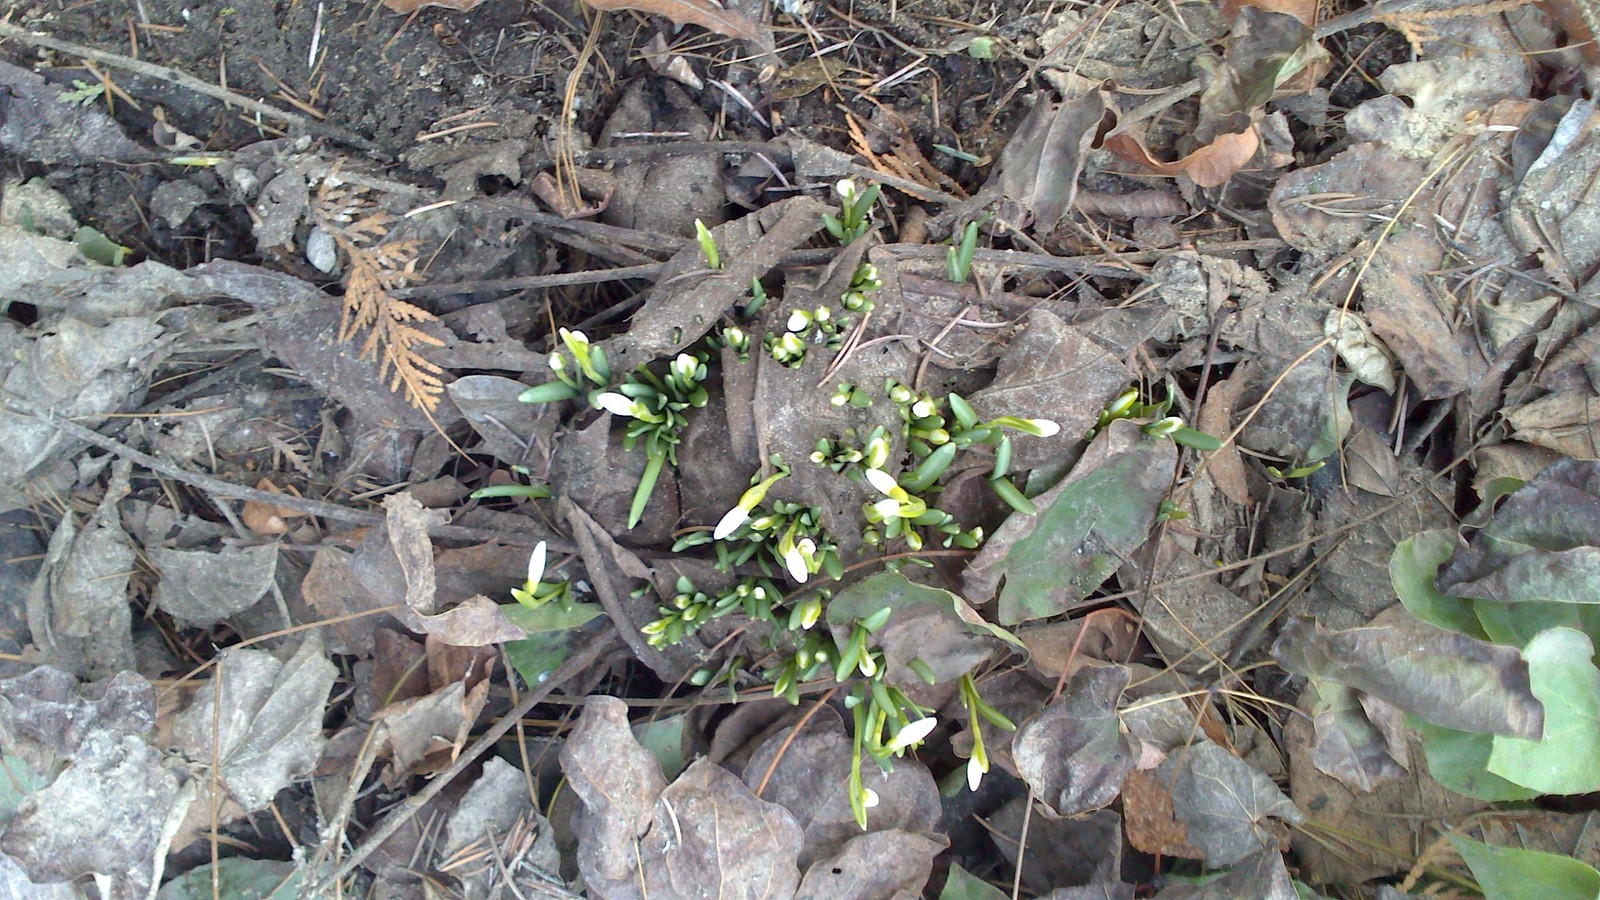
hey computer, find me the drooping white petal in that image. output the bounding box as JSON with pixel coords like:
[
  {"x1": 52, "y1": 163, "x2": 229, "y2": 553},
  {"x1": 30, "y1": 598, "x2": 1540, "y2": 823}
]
[
  {"x1": 783, "y1": 544, "x2": 810, "y2": 583},
  {"x1": 872, "y1": 498, "x2": 902, "y2": 520},
  {"x1": 864, "y1": 467, "x2": 899, "y2": 496},
  {"x1": 1027, "y1": 418, "x2": 1062, "y2": 436},
  {"x1": 862, "y1": 787, "x2": 879, "y2": 808},
  {"x1": 835, "y1": 179, "x2": 857, "y2": 200},
  {"x1": 594, "y1": 392, "x2": 636, "y2": 417},
  {"x1": 525, "y1": 540, "x2": 547, "y2": 588},
  {"x1": 713, "y1": 506, "x2": 749, "y2": 541},
  {"x1": 885, "y1": 716, "x2": 938, "y2": 752},
  {"x1": 967, "y1": 755, "x2": 984, "y2": 792}
]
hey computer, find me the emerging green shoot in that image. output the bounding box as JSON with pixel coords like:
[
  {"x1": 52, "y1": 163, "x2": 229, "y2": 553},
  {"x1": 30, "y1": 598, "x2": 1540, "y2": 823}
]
[
  {"x1": 823, "y1": 179, "x2": 882, "y2": 244},
  {"x1": 947, "y1": 221, "x2": 979, "y2": 283},
  {"x1": 694, "y1": 219, "x2": 721, "y2": 269}
]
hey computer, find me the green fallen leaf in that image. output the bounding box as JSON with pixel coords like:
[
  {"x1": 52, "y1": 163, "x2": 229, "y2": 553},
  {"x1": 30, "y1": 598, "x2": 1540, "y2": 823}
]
[
  {"x1": 1450, "y1": 836, "x2": 1600, "y2": 900},
  {"x1": 939, "y1": 863, "x2": 1007, "y2": 900},
  {"x1": 1488, "y1": 627, "x2": 1600, "y2": 794},
  {"x1": 501, "y1": 601, "x2": 604, "y2": 635},
  {"x1": 157, "y1": 859, "x2": 300, "y2": 899},
  {"x1": 1413, "y1": 719, "x2": 1539, "y2": 801},
  {"x1": 1391, "y1": 530, "x2": 1484, "y2": 638}
]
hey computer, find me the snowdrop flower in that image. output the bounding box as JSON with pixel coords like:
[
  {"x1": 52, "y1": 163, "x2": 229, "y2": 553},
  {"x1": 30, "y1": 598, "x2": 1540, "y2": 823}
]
[
  {"x1": 862, "y1": 434, "x2": 890, "y2": 470},
  {"x1": 783, "y1": 537, "x2": 816, "y2": 583},
  {"x1": 871, "y1": 498, "x2": 902, "y2": 520},
  {"x1": 713, "y1": 472, "x2": 787, "y2": 539},
  {"x1": 911, "y1": 396, "x2": 937, "y2": 419},
  {"x1": 786, "y1": 309, "x2": 812, "y2": 333},
  {"x1": 1026, "y1": 418, "x2": 1061, "y2": 436},
  {"x1": 669, "y1": 353, "x2": 700, "y2": 385},
  {"x1": 594, "y1": 392, "x2": 639, "y2": 418},
  {"x1": 862, "y1": 787, "x2": 879, "y2": 809},
  {"x1": 885, "y1": 716, "x2": 938, "y2": 752},
  {"x1": 864, "y1": 467, "x2": 899, "y2": 496},
  {"x1": 524, "y1": 541, "x2": 547, "y2": 591},
  {"x1": 795, "y1": 594, "x2": 823, "y2": 629},
  {"x1": 967, "y1": 755, "x2": 986, "y2": 792},
  {"x1": 835, "y1": 179, "x2": 858, "y2": 202}
]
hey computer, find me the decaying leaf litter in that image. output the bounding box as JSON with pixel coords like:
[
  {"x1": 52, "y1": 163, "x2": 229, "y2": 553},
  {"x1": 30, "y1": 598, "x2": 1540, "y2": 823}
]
[{"x1": 0, "y1": 0, "x2": 1597, "y2": 894}]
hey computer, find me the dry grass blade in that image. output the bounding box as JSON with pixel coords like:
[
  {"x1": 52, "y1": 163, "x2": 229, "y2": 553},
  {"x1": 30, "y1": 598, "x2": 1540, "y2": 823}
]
[{"x1": 579, "y1": 0, "x2": 769, "y2": 48}]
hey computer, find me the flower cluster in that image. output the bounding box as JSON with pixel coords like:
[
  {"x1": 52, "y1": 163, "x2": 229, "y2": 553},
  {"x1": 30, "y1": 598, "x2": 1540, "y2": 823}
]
[
  {"x1": 519, "y1": 328, "x2": 612, "y2": 405},
  {"x1": 593, "y1": 353, "x2": 711, "y2": 528}
]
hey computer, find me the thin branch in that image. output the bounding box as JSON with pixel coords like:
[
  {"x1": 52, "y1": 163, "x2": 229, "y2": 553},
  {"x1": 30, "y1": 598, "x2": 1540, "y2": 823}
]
[{"x1": 0, "y1": 391, "x2": 572, "y2": 552}]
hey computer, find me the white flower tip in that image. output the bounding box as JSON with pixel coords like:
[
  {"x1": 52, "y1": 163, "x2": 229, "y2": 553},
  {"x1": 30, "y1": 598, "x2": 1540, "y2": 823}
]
[
  {"x1": 1029, "y1": 418, "x2": 1061, "y2": 436},
  {"x1": 967, "y1": 756, "x2": 984, "y2": 792},
  {"x1": 888, "y1": 716, "x2": 938, "y2": 751},
  {"x1": 872, "y1": 498, "x2": 902, "y2": 520},
  {"x1": 835, "y1": 179, "x2": 857, "y2": 198},
  {"x1": 862, "y1": 787, "x2": 879, "y2": 808},
  {"x1": 864, "y1": 467, "x2": 899, "y2": 496},
  {"x1": 526, "y1": 541, "x2": 547, "y2": 587},
  {"x1": 713, "y1": 507, "x2": 748, "y2": 541},
  {"x1": 783, "y1": 546, "x2": 810, "y2": 583},
  {"x1": 595, "y1": 392, "x2": 635, "y2": 417}
]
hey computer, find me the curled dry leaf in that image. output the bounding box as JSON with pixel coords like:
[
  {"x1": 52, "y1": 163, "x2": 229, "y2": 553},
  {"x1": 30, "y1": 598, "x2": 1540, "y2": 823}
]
[
  {"x1": 380, "y1": 0, "x2": 485, "y2": 14},
  {"x1": 579, "y1": 0, "x2": 771, "y2": 51},
  {"x1": 1104, "y1": 128, "x2": 1260, "y2": 188}
]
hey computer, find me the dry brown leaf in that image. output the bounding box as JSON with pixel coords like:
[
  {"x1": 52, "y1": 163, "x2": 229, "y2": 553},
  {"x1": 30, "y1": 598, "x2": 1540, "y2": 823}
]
[
  {"x1": 240, "y1": 477, "x2": 306, "y2": 536},
  {"x1": 1197, "y1": 374, "x2": 1253, "y2": 505},
  {"x1": 1221, "y1": 0, "x2": 1317, "y2": 28},
  {"x1": 1105, "y1": 128, "x2": 1259, "y2": 188},
  {"x1": 580, "y1": 0, "x2": 768, "y2": 48},
  {"x1": 1123, "y1": 768, "x2": 1206, "y2": 860},
  {"x1": 381, "y1": 0, "x2": 485, "y2": 12}
]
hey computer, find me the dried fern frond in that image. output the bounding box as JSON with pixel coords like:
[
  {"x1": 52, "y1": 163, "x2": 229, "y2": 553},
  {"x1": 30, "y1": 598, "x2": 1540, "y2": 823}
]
[{"x1": 311, "y1": 180, "x2": 445, "y2": 412}]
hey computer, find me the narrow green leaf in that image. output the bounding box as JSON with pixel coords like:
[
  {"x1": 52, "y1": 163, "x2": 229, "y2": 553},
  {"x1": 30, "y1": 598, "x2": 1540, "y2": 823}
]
[{"x1": 518, "y1": 381, "x2": 580, "y2": 404}]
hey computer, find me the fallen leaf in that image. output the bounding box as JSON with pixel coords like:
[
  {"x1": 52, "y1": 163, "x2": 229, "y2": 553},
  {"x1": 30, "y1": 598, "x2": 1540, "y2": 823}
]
[
  {"x1": 1439, "y1": 458, "x2": 1600, "y2": 606},
  {"x1": 1272, "y1": 613, "x2": 1543, "y2": 740},
  {"x1": 967, "y1": 308, "x2": 1132, "y2": 470},
  {"x1": 743, "y1": 713, "x2": 941, "y2": 869},
  {"x1": 395, "y1": 594, "x2": 527, "y2": 647},
  {"x1": 1104, "y1": 128, "x2": 1259, "y2": 188},
  {"x1": 1012, "y1": 664, "x2": 1132, "y2": 817},
  {"x1": 380, "y1": 0, "x2": 484, "y2": 13},
  {"x1": 171, "y1": 634, "x2": 337, "y2": 811},
  {"x1": 606, "y1": 196, "x2": 829, "y2": 372},
  {"x1": 823, "y1": 571, "x2": 1021, "y2": 687},
  {"x1": 0, "y1": 731, "x2": 183, "y2": 895},
  {"x1": 1159, "y1": 740, "x2": 1303, "y2": 867},
  {"x1": 562, "y1": 697, "x2": 803, "y2": 898},
  {"x1": 965, "y1": 420, "x2": 1177, "y2": 624},
  {"x1": 637, "y1": 759, "x2": 803, "y2": 898},
  {"x1": 1306, "y1": 679, "x2": 1411, "y2": 791},
  {"x1": 25, "y1": 461, "x2": 137, "y2": 679},
  {"x1": 373, "y1": 677, "x2": 490, "y2": 776},
  {"x1": 579, "y1": 0, "x2": 772, "y2": 50},
  {"x1": 0, "y1": 667, "x2": 154, "y2": 759},
  {"x1": 1485, "y1": 628, "x2": 1600, "y2": 794},
  {"x1": 991, "y1": 90, "x2": 1111, "y2": 233},
  {"x1": 561, "y1": 696, "x2": 669, "y2": 891},
  {"x1": 795, "y1": 830, "x2": 947, "y2": 899},
  {"x1": 149, "y1": 543, "x2": 278, "y2": 627},
  {"x1": 1123, "y1": 768, "x2": 1206, "y2": 860}
]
